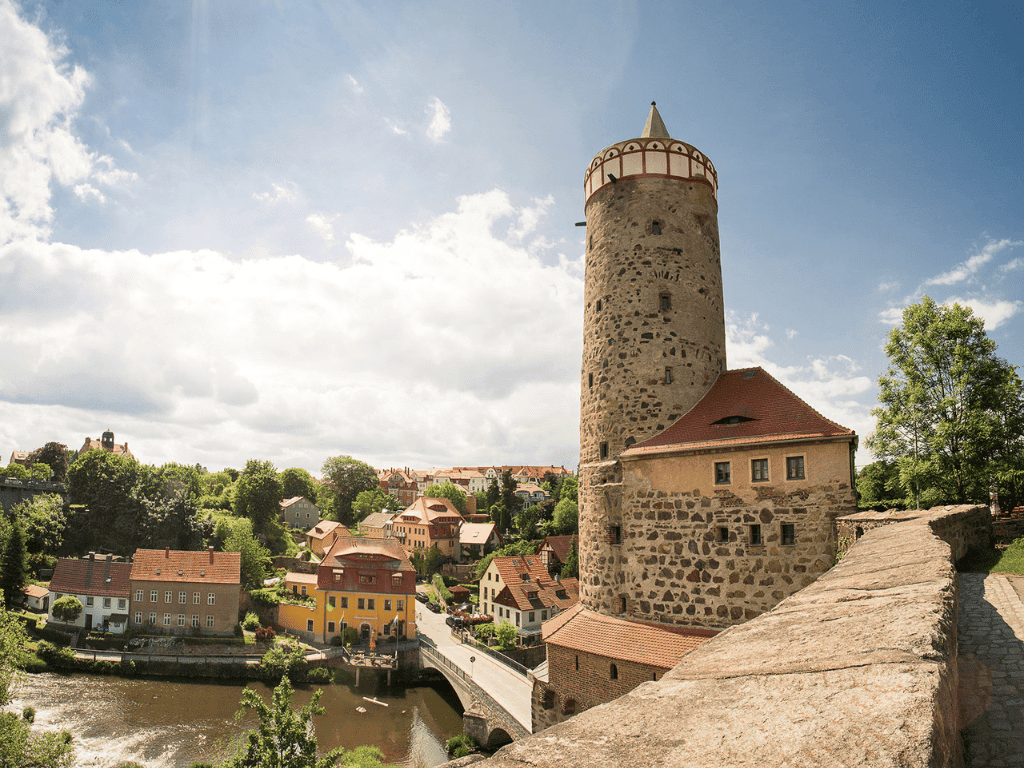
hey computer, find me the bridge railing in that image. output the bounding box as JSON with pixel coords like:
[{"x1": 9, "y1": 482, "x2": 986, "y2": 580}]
[
  {"x1": 419, "y1": 639, "x2": 470, "y2": 685},
  {"x1": 462, "y1": 636, "x2": 528, "y2": 677}
]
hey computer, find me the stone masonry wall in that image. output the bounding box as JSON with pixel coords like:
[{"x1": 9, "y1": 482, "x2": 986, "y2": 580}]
[
  {"x1": 583, "y1": 439, "x2": 857, "y2": 627},
  {"x1": 444, "y1": 505, "x2": 982, "y2": 768}
]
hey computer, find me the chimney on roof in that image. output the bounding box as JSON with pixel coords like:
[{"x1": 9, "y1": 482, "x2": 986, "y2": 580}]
[
  {"x1": 164, "y1": 547, "x2": 170, "y2": 558},
  {"x1": 106, "y1": 553, "x2": 112, "y2": 562},
  {"x1": 208, "y1": 546, "x2": 215, "y2": 564},
  {"x1": 89, "y1": 551, "x2": 95, "y2": 561}
]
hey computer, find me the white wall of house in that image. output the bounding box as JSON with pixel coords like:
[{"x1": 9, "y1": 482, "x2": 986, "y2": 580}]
[{"x1": 47, "y1": 591, "x2": 130, "y2": 633}]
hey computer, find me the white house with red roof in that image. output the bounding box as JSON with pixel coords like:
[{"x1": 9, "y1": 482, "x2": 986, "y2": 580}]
[{"x1": 48, "y1": 553, "x2": 132, "y2": 633}]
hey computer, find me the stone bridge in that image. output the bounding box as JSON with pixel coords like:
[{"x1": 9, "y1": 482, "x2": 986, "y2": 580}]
[{"x1": 419, "y1": 640, "x2": 530, "y2": 748}]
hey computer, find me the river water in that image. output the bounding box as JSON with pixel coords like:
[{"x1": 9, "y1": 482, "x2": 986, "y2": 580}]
[{"x1": 11, "y1": 671, "x2": 464, "y2": 767}]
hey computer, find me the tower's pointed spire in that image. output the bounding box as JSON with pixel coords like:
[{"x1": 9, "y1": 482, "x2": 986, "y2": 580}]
[{"x1": 641, "y1": 101, "x2": 670, "y2": 138}]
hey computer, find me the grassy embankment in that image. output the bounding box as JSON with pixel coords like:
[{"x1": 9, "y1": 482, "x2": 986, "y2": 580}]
[{"x1": 958, "y1": 537, "x2": 1024, "y2": 575}]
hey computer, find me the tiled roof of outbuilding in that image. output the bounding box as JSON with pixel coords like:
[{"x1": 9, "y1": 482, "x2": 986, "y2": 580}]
[
  {"x1": 537, "y1": 535, "x2": 576, "y2": 563},
  {"x1": 494, "y1": 577, "x2": 580, "y2": 613},
  {"x1": 624, "y1": 367, "x2": 855, "y2": 457},
  {"x1": 543, "y1": 605, "x2": 716, "y2": 669},
  {"x1": 131, "y1": 548, "x2": 240, "y2": 584},
  {"x1": 50, "y1": 557, "x2": 132, "y2": 597}
]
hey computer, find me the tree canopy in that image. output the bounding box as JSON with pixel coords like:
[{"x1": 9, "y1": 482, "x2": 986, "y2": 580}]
[
  {"x1": 26, "y1": 442, "x2": 72, "y2": 482},
  {"x1": 233, "y1": 460, "x2": 284, "y2": 533},
  {"x1": 868, "y1": 296, "x2": 1024, "y2": 507},
  {"x1": 422, "y1": 481, "x2": 467, "y2": 514},
  {"x1": 224, "y1": 518, "x2": 271, "y2": 589},
  {"x1": 320, "y1": 456, "x2": 378, "y2": 525},
  {"x1": 280, "y1": 467, "x2": 320, "y2": 504}
]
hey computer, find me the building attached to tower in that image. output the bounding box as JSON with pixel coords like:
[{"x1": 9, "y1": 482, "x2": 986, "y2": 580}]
[{"x1": 532, "y1": 104, "x2": 857, "y2": 732}]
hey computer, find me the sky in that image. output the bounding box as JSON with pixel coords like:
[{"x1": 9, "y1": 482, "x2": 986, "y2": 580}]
[{"x1": 1, "y1": 0, "x2": 1022, "y2": 477}]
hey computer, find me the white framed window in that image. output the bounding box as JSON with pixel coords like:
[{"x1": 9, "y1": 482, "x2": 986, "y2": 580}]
[
  {"x1": 134, "y1": 612, "x2": 142, "y2": 624},
  {"x1": 206, "y1": 615, "x2": 214, "y2": 628},
  {"x1": 135, "y1": 590, "x2": 144, "y2": 602},
  {"x1": 208, "y1": 593, "x2": 216, "y2": 605},
  {"x1": 786, "y1": 456, "x2": 806, "y2": 480},
  {"x1": 192, "y1": 615, "x2": 199, "y2": 628},
  {"x1": 118, "y1": 599, "x2": 126, "y2": 610},
  {"x1": 177, "y1": 614, "x2": 185, "y2": 627},
  {"x1": 752, "y1": 458, "x2": 769, "y2": 482},
  {"x1": 148, "y1": 612, "x2": 156, "y2": 625},
  {"x1": 103, "y1": 597, "x2": 111, "y2": 608},
  {"x1": 193, "y1": 592, "x2": 200, "y2": 604},
  {"x1": 163, "y1": 613, "x2": 171, "y2": 626},
  {"x1": 179, "y1": 591, "x2": 186, "y2": 604},
  {"x1": 86, "y1": 596, "x2": 94, "y2": 606},
  {"x1": 306, "y1": 619, "x2": 314, "y2": 632},
  {"x1": 150, "y1": 590, "x2": 158, "y2": 602},
  {"x1": 164, "y1": 591, "x2": 172, "y2": 603}
]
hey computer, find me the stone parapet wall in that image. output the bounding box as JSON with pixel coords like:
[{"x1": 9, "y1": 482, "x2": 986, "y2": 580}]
[{"x1": 444, "y1": 505, "x2": 983, "y2": 767}]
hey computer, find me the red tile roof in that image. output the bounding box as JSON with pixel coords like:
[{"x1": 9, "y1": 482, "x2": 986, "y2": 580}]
[
  {"x1": 543, "y1": 605, "x2": 716, "y2": 669},
  {"x1": 537, "y1": 535, "x2": 577, "y2": 563},
  {"x1": 323, "y1": 538, "x2": 415, "y2": 572},
  {"x1": 494, "y1": 577, "x2": 580, "y2": 613},
  {"x1": 490, "y1": 555, "x2": 551, "y2": 586},
  {"x1": 131, "y1": 548, "x2": 240, "y2": 584},
  {"x1": 50, "y1": 557, "x2": 132, "y2": 597},
  {"x1": 397, "y1": 497, "x2": 464, "y2": 524},
  {"x1": 306, "y1": 520, "x2": 346, "y2": 540},
  {"x1": 623, "y1": 367, "x2": 855, "y2": 456}
]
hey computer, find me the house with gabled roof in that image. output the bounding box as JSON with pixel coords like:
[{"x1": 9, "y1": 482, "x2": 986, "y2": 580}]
[
  {"x1": 537, "y1": 534, "x2": 577, "y2": 576},
  {"x1": 460, "y1": 521, "x2": 502, "y2": 558},
  {"x1": 391, "y1": 497, "x2": 464, "y2": 562},
  {"x1": 280, "y1": 496, "x2": 321, "y2": 528},
  {"x1": 306, "y1": 520, "x2": 348, "y2": 557},
  {"x1": 479, "y1": 554, "x2": 567, "y2": 630},
  {"x1": 48, "y1": 553, "x2": 132, "y2": 633},
  {"x1": 128, "y1": 547, "x2": 241, "y2": 636}
]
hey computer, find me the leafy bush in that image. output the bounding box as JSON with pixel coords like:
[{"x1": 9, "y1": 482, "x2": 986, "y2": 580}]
[
  {"x1": 494, "y1": 620, "x2": 517, "y2": 651},
  {"x1": 21, "y1": 655, "x2": 46, "y2": 673},
  {"x1": 260, "y1": 642, "x2": 307, "y2": 683},
  {"x1": 249, "y1": 587, "x2": 282, "y2": 607},
  {"x1": 306, "y1": 666, "x2": 331, "y2": 684},
  {"x1": 22, "y1": 706, "x2": 35, "y2": 723},
  {"x1": 330, "y1": 635, "x2": 344, "y2": 646},
  {"x1": 255, "y1": 626, "x2": 276, "y2": 643},
  {"x1": 474, "y1": 622, "x2": 495, "y2": 640},
  {"x1": 233, "y1": 623, "x2": 244, "y2": 637},
  {"x1": 343, "y1": 626, "x2": 359, "y2": 645},
  {"x1": 35, "y1": 640, "x2": 76, "y2": 670},
  {"x1": 432, "y1": 573, "x2": 453, "y2": 603},
  {"x1": 446, "y1": 733, "x2": 476, "y2": 758},
  {"x1": 242, "y1": 611, "x2": 261, "y2": 631}
]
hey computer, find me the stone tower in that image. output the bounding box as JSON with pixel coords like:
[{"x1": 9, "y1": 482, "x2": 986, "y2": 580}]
[{"x1": 578, "y1": 103, "x2": 727, "y2": 617}]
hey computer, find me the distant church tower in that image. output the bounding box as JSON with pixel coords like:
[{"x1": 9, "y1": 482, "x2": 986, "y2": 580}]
[{"x1": 579, "y1": 103, "x2": 726, "y2": 616}]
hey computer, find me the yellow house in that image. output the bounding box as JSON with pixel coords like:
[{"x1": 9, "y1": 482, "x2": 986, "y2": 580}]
[
  {"x1": 391, "y1": 497, "x2": 463, "y2": 561},
  {"x1": 278, "y1": 538, "x2": 417, "y2": 645}
]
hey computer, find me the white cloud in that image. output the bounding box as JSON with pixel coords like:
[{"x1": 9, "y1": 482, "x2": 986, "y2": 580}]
[
  {"x1": 254, "y1": 182, "x2": 298, "y2": 205},
  {"x1": 385, "y1": 119, "x2": 408, "y2": 136},
  {"x1": 1000, "y1": 258, "x2": 1022, "y2": 273},
  {"x1": 0, "y1": 190, "x2": 585, "y2": 470},
  {"x1": 943, "y1": 296, "x2": 1023, "y2": 330},
  {"x1": 426, "y1": 97, "x2": 451, "y2": 143},
  {"x1": 924, "y1": 238, "x2": 1021, "y2": 286},
  {"x1": 0, "y1": 0, "x2": 131, "y2": 243},
  {"x1": 878, "y1": 306, "x2": 904, "y2": 326},
  {"x1": 347, "y1": 74, "x2": 363, "y2": 94},
  {"x1": 508, "y1": 195, "x2": 555, "y2": 242},
  {"x1": 305, "y1": 212, "x2": 337, "y2": 242},
  {"x1": 877, "y1": 281, "x2": 899, "y2": 292},
  {"x1": 73, "y1": 184, "x2": 105, "y2": 203},
  {"x1": 785, "y1": 328, "x2": 798, "y2": 340}
]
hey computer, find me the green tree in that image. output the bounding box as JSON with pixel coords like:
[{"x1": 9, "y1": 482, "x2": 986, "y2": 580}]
[
  {"x1": 550, "y1": 498, "x2": 579, "y2": 536},
  {"x1": 868, "y1": 297, "x2": 1024, "y2": 506},
  {"x1": 514, "y1": 505, "x2": 540, "y2": 537},
  {"x1": 28, "y1": 463, "x2": 51, "y2": 482},
  {"x1": 856, "y1": 461, "x2": 904, "y2": 509},
  {"x1": 65, "y1": 450, "x2": 142, "y2": 554},
  {"x1": 484, "y1": 478, "x2": 500, "y2": 510},
  {"x1": 225, "y1": 678, "x2": 343, "y2": 768},
  {"x1": 560, "y1": 539, "x2": 579, "y2": 579},
  {"x1": 352, "y1": 489, "x2": 398, "y2": 520},
  {"x1": 422, "y1": 481, "x2": 468, "y2": 514},
  {"x1": 26, "y1": 442, "x2": 73, "y2": 483},
  {"x1": 559, "y1": 475, "x2": 578, "y2": 503},
  {"x1": 320, "y1": 457, "x2": 378, "y2": 525},
  {"x1": 411, "y1": 546, "x2": 446, "y2": 579},
  {"x1": 1, "y1": 464, "x2": 29, "y2": 480},
  {"x1": 50, "y1": 596, "x2": 83, "y2": 624},
  {"x1": 494, "y1": 620, "x2": 517, "y2": 651},
  {"x1": 280, "y1": 468, "x2": 320, "y2": 503},
  {"x1": 0, "y1": 610, "x2": 73, "y2": 767},
  {"x1": 233, "y1": 460, "x2": 284, "y2": 533},
  {"x1": 0, "y1": 522, "x2": 27, "y2": 609},
  {"x1": 11, "y1": 494, "x2": 67, "y2": 573},
  {"x1": 224, "y1": 519, "x2": 271, "y2": 589}
]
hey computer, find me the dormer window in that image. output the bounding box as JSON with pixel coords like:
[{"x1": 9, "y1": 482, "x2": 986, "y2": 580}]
[{"x1": 712, "y1": 415, "x2": 756, "y2": 426}]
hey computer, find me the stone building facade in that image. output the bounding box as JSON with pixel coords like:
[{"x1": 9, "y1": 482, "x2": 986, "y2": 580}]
[{"x1": 536, "y1": 103, "x2": 858, "y2": 730}]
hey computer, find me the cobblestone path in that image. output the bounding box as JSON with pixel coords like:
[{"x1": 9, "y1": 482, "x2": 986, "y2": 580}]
[{"x1": 958, "y1": 572, "x2": 1024, "y2": 768}]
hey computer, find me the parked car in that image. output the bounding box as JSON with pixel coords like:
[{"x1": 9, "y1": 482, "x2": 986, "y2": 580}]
[
  {"x1": 426, "y1": 602, "x2": 441, "y2": 613},
  {"x1": 415, "y1": 592, "x2": 429, "y2": 604},
  {"x1": 445, "y1": 615, "x2": 465, "y2": 629}
]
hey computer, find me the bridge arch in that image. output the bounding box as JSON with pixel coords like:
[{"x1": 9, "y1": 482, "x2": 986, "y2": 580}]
[{"x1": 484, "y1": 727, "x2": 513, "y2": 750}]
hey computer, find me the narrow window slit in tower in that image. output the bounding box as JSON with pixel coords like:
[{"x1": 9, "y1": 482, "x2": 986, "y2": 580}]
[
  {"x1": 596, "y1": 299, "x2": 602, "y2": 312},
  {"x1": 600, "y1": 442, "x2": 609, "y2": 460},
  {"x1": 609, "y1": 524, "x2": 622, "y2": 545},
  {"x1": 588, "y1": 373, "x2": 594, "y2": 389},
  {"x1": 660, "y1": 293, "x2": 671, "y2": 312},
  {"x1": 652, "y1": 221, "x2": 661, "y2": 235},
  {"x1": 665, "y1": 367, "x2": 672, "y2": 384}
]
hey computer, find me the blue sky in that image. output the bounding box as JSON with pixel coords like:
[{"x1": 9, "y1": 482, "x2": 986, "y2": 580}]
[{"x1": 1, "y1": 0, "x2": 1021, "y2": 475}]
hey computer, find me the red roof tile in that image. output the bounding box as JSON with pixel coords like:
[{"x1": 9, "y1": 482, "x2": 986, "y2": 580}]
[
  {"x1": 624, "y1": 367, "x2": 855, "y2": 456},
  {"x1": 131, "y1": 548, "x2": 240, "y2": 584},
  {"x1": 50, "y1": 557, "x2": 132, "y2": 597},
  {"x1": 494, "y1": 577, "x2": 580, "y2": 613},
  {"x1": 537, "y1": 535, "x2": 576, "y2": 563},
  {"x1": 543, "y1": 605, "x2": 716, "y2": 669}
]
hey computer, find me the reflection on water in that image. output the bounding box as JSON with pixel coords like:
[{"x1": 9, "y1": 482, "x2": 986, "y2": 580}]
[{"x1": 11, "y1": 671, "x2": 463, "y2": 767}]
